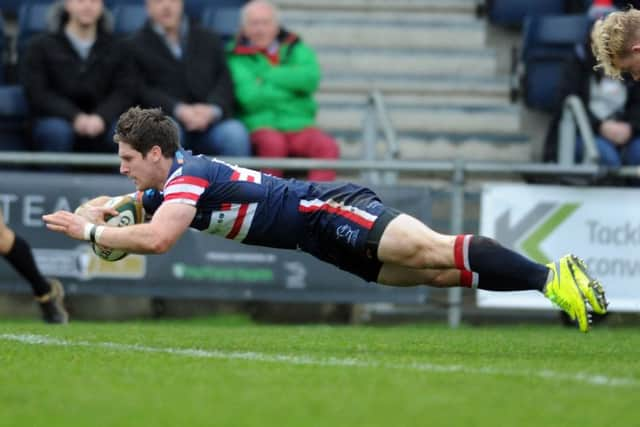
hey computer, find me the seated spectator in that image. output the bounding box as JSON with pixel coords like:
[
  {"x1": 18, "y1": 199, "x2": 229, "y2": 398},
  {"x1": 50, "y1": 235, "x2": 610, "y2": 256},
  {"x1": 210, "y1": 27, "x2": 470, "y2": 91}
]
[
  {"x1": 544, "y1": 12, "x2": 640, "y2": 168},
  {"x1": 127, "y1": 0, "x2": 250, "y2": 157},
  {"x1": 227, "y1": 0, "x2": 339, "y2": 181},
  {"x1": 22, "y1": 0, "x2": 134, "y2": 153}
]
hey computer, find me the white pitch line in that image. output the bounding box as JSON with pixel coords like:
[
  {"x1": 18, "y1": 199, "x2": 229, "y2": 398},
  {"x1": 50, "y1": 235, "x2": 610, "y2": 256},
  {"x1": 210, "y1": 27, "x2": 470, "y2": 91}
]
[{"x1": 1, "y1": 333, "x2": 637, "y2": 388}]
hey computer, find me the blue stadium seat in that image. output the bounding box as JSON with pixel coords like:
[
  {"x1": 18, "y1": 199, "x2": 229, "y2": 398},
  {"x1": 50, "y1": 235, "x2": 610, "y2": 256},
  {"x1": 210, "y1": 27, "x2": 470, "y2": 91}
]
[
  {"x1": 487, "y1": 0, "x2": 565, "y2": 27},
  {"x1": 0, "y1": 84, "x2": 29, "y2": 150},
  {"x1": 104, "y1": 0, "x2": 142, "y2": 9},
  {"x1": 0, "y1": 0, "x2": 24, "y2": 17},
  {"x1": 0, "y1": 13, "x2": 5, "y2": 84},
  {"x1": 111, "y1": 3, "x2": 147, "y2": 35},
  {"x1": 17, "y1": 2, "x2": 51, "y2": 57},
  {"x1": 201, "y1": 6, "x2": 241, "y2": 42},
  {"x1": 187, "y1": 0, "x2": 246, "y2": 20},
  {"x1": 519, "y1": 14, "x2": 590, "y2": 112}
]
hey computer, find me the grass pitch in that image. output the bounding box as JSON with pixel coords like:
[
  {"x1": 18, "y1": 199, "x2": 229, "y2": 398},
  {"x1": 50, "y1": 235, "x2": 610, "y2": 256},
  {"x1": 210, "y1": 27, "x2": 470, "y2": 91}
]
[{"x1": 1, "y1": 316, "x2": 638, "y2": 427}]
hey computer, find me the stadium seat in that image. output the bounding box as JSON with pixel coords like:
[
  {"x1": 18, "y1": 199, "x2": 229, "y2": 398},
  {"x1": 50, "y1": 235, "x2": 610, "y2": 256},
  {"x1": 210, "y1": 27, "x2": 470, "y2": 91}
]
[
  {"x1": 186, "y1": 0, "x2": 246, "y2": 21},
  {"x1": 201, "y1": 6, "x2": 241, "y2": 42},
  {"x1": 17, "y1": 2, "x2": 51, "y2": 57},
  {"x1": 104, "y1": 0, "x2": 141, "y2": 9},
  {"x1": 0, "y1": 0, "x2": 23, "y2": 18},
  {"x1": 0, "y1": 13, "x2": 5, "y2": 84},
  {"x1": 111, "y1": 3, "x2": 147, "y2": 36},
  {"x1": 0, "y1": 84, "x2": 29, "y2": 150},
  {"x1": 486, "y1": 0, "x2": 565, "y2": 27},
  {"x1": 519, "y1": 14, "x2": 590, "y2": 112}
]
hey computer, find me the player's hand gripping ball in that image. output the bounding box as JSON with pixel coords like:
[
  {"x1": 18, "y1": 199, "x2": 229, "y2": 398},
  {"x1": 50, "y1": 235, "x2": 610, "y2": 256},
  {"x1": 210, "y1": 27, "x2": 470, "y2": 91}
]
[{"x1": 92, "y1": 196, "x2": 143, "y2": 261}]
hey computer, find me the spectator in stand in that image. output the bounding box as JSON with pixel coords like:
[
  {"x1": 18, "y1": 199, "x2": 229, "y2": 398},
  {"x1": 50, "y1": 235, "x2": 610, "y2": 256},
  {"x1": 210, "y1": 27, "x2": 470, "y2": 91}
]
[
  {"x1": 544, "y1": 2, "x2": 640, "y2": 170},
  {"x1": 227, "y1": 0, "x2": 339, "y2": 181},
  {"x1": 22, "y1": 0, "x2": 134, "y2": 153},
  {"x1": 127, "y1": 0, "x2": 250, "y2": 157}
]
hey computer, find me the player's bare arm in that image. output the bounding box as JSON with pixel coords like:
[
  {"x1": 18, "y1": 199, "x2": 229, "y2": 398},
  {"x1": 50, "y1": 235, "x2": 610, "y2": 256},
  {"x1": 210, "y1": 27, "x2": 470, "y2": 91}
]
[{"x1": 43, "y1": 203, "x2": 196, "y2": 254}]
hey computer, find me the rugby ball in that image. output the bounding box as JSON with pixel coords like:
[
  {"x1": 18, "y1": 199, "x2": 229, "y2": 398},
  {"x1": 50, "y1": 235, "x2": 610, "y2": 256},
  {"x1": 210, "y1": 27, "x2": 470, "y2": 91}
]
[{"x1": 92, "y1": 195, "x2": 143, "y2": 262}]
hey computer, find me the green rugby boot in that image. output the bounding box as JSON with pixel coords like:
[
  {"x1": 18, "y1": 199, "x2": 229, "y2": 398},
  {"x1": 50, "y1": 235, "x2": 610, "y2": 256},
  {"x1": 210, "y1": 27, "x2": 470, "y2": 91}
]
[{"x1": 544, "y1": 256, "x2": 590, "y2": 333}]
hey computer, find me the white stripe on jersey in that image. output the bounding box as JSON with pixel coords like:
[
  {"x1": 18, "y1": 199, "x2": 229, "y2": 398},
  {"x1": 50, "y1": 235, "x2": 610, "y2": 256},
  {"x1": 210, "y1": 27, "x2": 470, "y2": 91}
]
[
  {"x1": 204, "y1": 161, "x2": 261, "y2": 241},
  {"x1": 164, "y1": 183, "x2": 206, "y2": 197},
  {"x1": 165, "y1": 166, "x2": 182, "y2": 185},
  {"x1": 299, "y1": 198, "x2": 378, "y2": 223}
]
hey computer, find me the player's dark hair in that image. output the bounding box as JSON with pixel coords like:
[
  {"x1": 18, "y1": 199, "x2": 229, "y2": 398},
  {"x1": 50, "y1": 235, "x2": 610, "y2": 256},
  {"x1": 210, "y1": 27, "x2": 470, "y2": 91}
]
[{"x1": 114, "y1": 106, "x2": 179, "y2": 158}]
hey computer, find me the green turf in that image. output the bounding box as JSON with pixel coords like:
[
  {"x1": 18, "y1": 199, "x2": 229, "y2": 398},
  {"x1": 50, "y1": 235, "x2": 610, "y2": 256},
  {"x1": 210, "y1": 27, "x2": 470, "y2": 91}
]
[{"x1": 0, "y1": 316, "x2": 638, "y2": 427}]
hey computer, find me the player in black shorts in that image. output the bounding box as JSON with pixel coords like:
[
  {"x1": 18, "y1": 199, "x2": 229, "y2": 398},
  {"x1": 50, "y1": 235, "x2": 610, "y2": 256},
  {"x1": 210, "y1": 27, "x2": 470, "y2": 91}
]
[{"x1": 44, "y1": 107, "x2": 608, "y2": 332}]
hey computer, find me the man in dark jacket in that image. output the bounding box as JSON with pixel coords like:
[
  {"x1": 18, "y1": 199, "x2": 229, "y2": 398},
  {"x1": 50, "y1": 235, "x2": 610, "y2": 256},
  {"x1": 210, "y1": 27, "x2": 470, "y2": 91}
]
[
  {"x1": 22, "y1": 0, "x2": 134, "y2": 153},
  {"x1": 127, "y1": 0, "x2": 250, "y2": 157}
]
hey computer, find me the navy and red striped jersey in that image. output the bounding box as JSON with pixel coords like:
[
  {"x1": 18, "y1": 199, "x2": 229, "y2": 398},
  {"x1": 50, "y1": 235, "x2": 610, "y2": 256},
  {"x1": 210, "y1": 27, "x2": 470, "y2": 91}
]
[{"x1": 137, "y1": 149, "x2": 386, "y2": 254}]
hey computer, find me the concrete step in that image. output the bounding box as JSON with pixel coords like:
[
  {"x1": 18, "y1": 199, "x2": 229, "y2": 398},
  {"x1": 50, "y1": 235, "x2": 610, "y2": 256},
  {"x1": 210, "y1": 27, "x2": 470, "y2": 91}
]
[
  {"x1": 316, "y1": 101, "x2": 521, "y2": 133},
  {"x1": 282, "y1": 10, "x2": 480, "y2": 23},
  {"x1": 318, "y1": 75, "x2": 509, "y2": 99},
  {"x1": 317, "y1": 92, "x2": 510, "y2": 106},
  {"x1": 332, "y1": 130, "x2": 531, "y2": 162},
  {"x1": 317, "y1": 47, "x2": 497, "y2": 76},
  {"x1": 283, "y1": 15, "x2": 486, "y2": 49},
  {"x1": 274, "y1": 0, "x2": 479, "y2": 14}
]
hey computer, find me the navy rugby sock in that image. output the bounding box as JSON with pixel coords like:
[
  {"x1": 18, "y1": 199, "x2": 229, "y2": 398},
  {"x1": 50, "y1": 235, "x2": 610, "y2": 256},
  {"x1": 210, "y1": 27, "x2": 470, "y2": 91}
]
[
  {"x1": 454, "y1": 235, "x2": 549, "y2": 292},
  {"x1": 3, "y1": 235, "x2": 51, "y2": 297}
]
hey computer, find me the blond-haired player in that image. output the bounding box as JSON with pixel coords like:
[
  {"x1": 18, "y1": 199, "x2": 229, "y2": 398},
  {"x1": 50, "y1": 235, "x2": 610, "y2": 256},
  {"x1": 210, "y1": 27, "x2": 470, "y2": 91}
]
[{"x1": 592, "y1": 6, "x2": 640, "y2": 80}]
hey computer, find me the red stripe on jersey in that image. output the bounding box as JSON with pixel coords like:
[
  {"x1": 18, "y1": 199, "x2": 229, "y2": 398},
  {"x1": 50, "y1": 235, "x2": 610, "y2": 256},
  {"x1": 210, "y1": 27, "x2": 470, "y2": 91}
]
[
  {"x1": 231, "y1": 170, "x2": 240, "y2": 181},
  {"x1": 164, "y1": 192, "x2": 200, "y2": 202},
  {"x1": 166, "y1": 175, "x2": 209, "y2": 189},
  {"x1": 298, "y1": 203, "x2": 375, "y2": 229},
  {"x1": 226, "y1": 203, "x2": 249, "y2": 239},
  {"x1": 226, "y1": 174, "x2": 256, "y2": 239},
  {"x1": 454, "y1": 235, "x2": 466, "y2": 270},
  {"x1": 220, "y1": 203, "x2": 232, "y2": 211}
]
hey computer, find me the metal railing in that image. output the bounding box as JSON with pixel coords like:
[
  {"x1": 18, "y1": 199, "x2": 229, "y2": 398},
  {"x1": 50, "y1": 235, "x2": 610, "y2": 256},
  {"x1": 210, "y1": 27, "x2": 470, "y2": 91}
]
[
  {"x1": 361, "y1": 90, "x2": 400, "y2": 185},
  {"x1": 557, "y1": 95, "x2": 600, "y2": 165},
  {"x1": 0, "y1": 149, "x2": 613, "y2": 327}
]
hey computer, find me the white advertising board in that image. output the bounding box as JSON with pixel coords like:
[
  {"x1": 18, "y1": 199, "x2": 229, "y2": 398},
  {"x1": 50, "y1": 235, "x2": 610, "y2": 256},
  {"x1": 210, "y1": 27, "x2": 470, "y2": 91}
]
[{"x1": 479, "y1": 183, "x2": 640, "y2": 312}]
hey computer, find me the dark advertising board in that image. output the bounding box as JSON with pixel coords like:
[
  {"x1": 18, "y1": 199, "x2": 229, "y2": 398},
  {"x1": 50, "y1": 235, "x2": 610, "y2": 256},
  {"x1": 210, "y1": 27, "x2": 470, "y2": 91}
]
[{"x1": 0, "y1": 171, "x2": 429, "y2": 303}]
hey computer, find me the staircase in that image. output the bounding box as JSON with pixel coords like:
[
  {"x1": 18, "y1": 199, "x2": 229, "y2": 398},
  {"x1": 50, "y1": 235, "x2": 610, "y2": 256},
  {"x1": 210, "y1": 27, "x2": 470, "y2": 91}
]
[{"x1": 274, "y1": 0, "x2": 531, "y2": 163}]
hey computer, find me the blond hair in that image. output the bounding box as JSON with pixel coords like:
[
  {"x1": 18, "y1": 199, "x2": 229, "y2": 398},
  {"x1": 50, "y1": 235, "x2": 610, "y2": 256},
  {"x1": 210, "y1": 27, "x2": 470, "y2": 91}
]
[{"x1": 592, "y1": 7, "x2": 640, "y2": 79}]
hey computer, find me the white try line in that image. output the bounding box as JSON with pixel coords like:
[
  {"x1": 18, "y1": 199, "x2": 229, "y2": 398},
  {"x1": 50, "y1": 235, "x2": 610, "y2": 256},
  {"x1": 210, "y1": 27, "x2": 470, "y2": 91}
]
[{"x1": 1, "y1": 333, "x2": 637, "y2": 388}]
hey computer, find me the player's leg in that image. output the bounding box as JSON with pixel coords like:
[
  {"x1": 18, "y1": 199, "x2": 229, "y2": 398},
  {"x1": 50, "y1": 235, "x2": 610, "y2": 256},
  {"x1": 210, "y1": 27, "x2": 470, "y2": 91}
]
[
  {"x1": 377, "y1": 264, "x2": 462, "y2": 287},
  {"x1": 376, "y1": 213, "x2": 606, "y2": 332},
  {"x1": 0, "y1": 211, "x2": 68, "y2": 324}
]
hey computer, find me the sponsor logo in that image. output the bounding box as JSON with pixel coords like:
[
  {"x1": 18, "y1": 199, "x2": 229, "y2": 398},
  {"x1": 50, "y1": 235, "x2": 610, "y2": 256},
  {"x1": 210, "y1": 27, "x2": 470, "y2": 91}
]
[
  {"x1": 172, "y1": 263, "x2": 274, "y2": 283},
  {"x1": 32, "y1": 245, "x2": 146, "y2": 280},
  {"x1": 336, "y1": 224, "x2": 360, "y2": 247},
  {"x1": 494, "y1": 202, "x2": 579, "y2": 264}
]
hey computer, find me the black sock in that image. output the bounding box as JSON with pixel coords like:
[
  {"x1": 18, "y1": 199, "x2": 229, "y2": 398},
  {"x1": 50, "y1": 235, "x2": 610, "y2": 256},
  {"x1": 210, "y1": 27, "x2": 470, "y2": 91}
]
[
  {"x1": 455, "y1": 235, "x2": 549, "y2": 292},
  {"x1": 3, "y1": 235, "x2": 51, "y2": 297}
]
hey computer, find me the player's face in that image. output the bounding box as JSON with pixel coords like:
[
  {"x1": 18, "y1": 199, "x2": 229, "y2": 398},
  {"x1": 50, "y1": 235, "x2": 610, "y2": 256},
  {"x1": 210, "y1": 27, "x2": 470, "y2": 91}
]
[
  {"x1": 243, "y1": 3, "x2": 279, "y2": 49},
  {"x1": 65, "y1": 0, "x2": 103, "y2": 28},
  {"x1": 118, "y1": 142, "x2": 160, "y2": 191},
  {"x1": 615, "y1": 44, "x2": 640, "y2": 81},
  {"x1": 146, "y1": 0, "x2": 183, "y2": 33}
]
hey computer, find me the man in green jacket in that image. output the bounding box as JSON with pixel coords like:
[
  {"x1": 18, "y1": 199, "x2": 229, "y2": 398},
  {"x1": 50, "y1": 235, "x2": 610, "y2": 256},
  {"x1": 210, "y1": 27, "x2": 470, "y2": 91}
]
[{"x1": 227, "y1": 0, "x2": 339, "y2": 181}]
